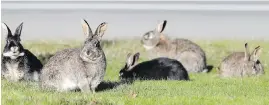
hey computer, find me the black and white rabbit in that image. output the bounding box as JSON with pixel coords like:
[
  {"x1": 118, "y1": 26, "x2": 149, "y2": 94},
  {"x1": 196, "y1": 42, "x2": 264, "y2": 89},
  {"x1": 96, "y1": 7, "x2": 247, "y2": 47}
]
[
  {"x1": 1, "y1": 22, "x2": 43, "y2": 82},
  {"x1": 119, "y1": 52, "x2": 189, "y2": 81}
]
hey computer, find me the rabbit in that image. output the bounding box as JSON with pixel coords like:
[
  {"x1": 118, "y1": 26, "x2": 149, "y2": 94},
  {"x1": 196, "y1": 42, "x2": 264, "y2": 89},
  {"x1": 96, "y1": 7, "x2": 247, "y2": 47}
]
[
  {"x1": 119, "y1": 52, "x2": 189, "y2": 81},
  {"x1": 1, "y1": 22, "x2": 43, "y2": 82},
  {"x1": 219, "y1": 43, "x2": 264, "y2": 77},
  {"x1": 141, "y1": 20, "x2": 209, "y2": 73},
  {"x1": 40, "y1": 19, "x2": 107, "y2": 93}
]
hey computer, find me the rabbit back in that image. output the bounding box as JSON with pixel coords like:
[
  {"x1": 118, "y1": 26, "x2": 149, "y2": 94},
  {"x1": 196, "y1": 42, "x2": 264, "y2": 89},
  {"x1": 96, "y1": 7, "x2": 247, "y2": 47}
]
[
  {"x1": 132, "y1": 57, "x2": 189, "y2": 80},
  {"x1": 24, "y1": 49, "x2": 43, "y2": 73},
  {"x1": 23, "y1": 49, "x2": 43, "y2": 81},
  {"x1": 219, "y1": 52, "x2": 247, "y2": 77},
  {"x1": 174, "y1": 39, "x2": 206, "y2": 72},
  {"x1": 149, "y1": 38, "x2": 207, "y2": 73},
  {"x1": 40, "y1": 48, "x2": 75, "y2": 90}
]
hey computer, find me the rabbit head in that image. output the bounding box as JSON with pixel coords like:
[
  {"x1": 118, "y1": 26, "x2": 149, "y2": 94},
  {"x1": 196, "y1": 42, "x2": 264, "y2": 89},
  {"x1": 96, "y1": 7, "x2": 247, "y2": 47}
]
[
  {"x1": 242, "y1": 43, "x2": 263, "y2": 75},
  {"x1": 141, "y1": 20, "x2": 167, "y2": 50},
  {"x1": 80, "y1": 19, "x2": 107, "y2": 63},
  {"x1": 119, "y1": 52, "x2": 140, "y2": 80},
  {"x1": 2, "y1": 23, "x2": 25, "y2": 59}
]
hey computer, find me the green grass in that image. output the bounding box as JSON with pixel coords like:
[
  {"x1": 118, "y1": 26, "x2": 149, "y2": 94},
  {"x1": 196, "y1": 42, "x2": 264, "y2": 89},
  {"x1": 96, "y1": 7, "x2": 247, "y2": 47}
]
[{"x1": 2, "y1": 39, "x2": 269, "y2": 105}]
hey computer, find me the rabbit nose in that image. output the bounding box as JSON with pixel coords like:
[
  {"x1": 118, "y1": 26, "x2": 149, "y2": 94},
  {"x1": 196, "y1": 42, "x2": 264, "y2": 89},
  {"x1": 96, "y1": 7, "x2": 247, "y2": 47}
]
[{"x1": 10, "y1": 47, "x2": 18, "y2": 52}]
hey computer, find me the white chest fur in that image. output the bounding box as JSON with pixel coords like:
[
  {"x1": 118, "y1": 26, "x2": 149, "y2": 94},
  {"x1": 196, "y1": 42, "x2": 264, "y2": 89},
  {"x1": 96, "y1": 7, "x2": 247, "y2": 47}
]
[{"x1": 5, "y1": 62, "x2": 24, "y2": 81}]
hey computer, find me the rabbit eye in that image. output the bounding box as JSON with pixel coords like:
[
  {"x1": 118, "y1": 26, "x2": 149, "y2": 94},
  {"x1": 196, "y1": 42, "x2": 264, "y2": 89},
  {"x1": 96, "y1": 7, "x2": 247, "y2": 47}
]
[
  {"x1": 144, "y1": 35, "x2": 149, "y2": 40},
  {"x1": 255, "y1": 60, "x2": 260, "y2": 64},
  {"x1": 6, "y1": 40, "x2": 10, "y2": 43},
  {"x1": 119, "y1": 72, "x2": 123, "y2": 76},
  {"x1": 95, "y1": 42, "x2": 100, "y2": 47}
]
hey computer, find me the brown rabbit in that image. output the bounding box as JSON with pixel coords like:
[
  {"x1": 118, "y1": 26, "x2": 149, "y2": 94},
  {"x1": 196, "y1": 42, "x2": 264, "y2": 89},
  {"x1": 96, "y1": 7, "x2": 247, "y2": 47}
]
[
  {"x1": 219, "y1": 43, "x2": 264, "y2": 77},
  {"x1": 141, "y1": 20, "x2": 208, "y2": 73}
]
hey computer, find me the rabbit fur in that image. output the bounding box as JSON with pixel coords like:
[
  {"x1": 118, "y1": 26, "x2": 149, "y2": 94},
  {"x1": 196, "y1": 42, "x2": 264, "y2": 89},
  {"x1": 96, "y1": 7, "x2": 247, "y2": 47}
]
[
  {"x1": 219, "y1": 43, "x2": 264, "y2": 77},
  {"x1": 40, "y1": 19, "x2": 108, "y2": 92}
]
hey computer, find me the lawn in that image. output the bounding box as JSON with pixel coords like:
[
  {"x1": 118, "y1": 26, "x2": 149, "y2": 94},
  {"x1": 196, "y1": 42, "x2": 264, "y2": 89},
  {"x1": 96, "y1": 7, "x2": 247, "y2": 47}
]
[{"x1": 1, "y1": 39, "x2": 269, "y2": 105}]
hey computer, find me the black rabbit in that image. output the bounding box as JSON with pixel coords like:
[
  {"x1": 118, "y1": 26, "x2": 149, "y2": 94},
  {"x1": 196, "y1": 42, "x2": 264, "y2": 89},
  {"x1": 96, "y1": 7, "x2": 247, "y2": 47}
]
[
  {"x1": 1, "y1": 22, "x2": 43, "y2": 82},
  {"x1": 119, "y1": 52, "x2": 189, "y2": 81}
]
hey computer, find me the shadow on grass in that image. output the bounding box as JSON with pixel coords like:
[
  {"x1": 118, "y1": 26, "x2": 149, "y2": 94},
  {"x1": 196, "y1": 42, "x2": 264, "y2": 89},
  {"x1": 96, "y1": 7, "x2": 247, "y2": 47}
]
[
  {"x1": 95, "y1": 81, "x2": 122, "y2": 92},
  {"x1": 96, "y1": 80, "x2": 133, "y2": 92}
]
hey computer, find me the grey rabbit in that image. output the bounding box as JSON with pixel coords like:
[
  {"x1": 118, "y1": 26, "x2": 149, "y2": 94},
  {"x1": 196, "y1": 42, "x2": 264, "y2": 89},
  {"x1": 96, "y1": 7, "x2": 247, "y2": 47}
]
[
  {"x1": 119, "y1": 52, "x2": 189, "y2": 81},
  {"x1": 1, "y1": 22, "x2": 43, "y2": 82},
  {"x1": 141, "y1": 20, "x2": 208, "y2": 73},
  {"x1": 219, "y1": 43, "x2": 264, "y2": 77},
  {"x1": 40, "y1": 19, "x2": 107, "y2": 92}
]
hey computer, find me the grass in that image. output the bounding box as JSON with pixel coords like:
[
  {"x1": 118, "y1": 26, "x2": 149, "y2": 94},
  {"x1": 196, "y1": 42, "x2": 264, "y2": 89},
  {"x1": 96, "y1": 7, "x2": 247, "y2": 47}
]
[{"x1": 1, "y1": 39, "x2": 269, "y2": 105}]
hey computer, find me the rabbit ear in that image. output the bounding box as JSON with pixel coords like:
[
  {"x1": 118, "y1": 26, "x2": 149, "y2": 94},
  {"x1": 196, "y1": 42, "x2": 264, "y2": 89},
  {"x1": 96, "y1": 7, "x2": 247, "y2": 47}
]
[
  {"x1": 14, "y1": 22, "x2": 23, "y2": 37},
  {"x1": 81, "y1": 19, "x2": 93, "y2": 38},
  {"x1": 2, "y1": 22, "x2": 12, "y2": 38},
  {"x1": 244, "y1": 43, "x2": 250, "y2": 61},
  {"x1": 94, "y1": 22, "x2": 107, "y2": 39},
  {"x1": 126, "y1": 52, "x2": 140, "y2": 71},
  {"x1": 126, "y1": 53, "x2": 134, "y2": 70},
  {"x1": 250, "y1": 46, "x2": 262, "y2": 62},
  {"x1": 133, "y1": 52, "x2": 140, "y2": 65},
  {"x1": 126, "y1": 53, "x2": 134, "y2": 67},
  {"x1": 156, "y1": 20, "x2": 167, "y2": 33}
]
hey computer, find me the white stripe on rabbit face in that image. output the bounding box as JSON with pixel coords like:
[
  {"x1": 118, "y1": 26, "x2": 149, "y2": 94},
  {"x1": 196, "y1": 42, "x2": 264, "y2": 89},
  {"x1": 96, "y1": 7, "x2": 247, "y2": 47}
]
[
  {"x1": 3, "y1": 46, "x2": 25, "y2": 59},
  {"x1": 143, "y1": 45, "x2": 155, "y2": 50}
]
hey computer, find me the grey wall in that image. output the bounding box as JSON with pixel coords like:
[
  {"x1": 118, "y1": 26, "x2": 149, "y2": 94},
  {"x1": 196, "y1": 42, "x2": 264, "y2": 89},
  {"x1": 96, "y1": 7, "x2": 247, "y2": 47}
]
[{"x1": 2, "y1": 1, "x2": 269, "y2": 40}]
